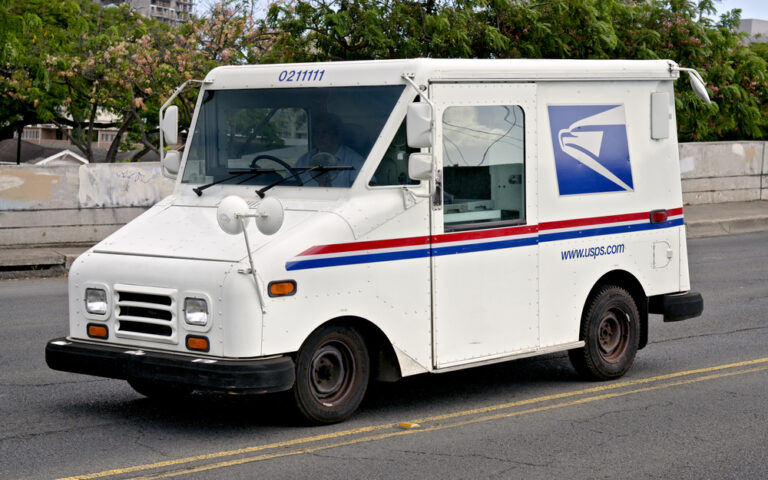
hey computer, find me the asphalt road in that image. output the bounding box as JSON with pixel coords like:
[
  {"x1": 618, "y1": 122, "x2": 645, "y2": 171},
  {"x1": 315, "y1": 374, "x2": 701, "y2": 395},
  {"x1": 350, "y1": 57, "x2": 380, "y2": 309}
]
[{"x1": 1, "y1": 232, "x2": 767, "y2": 479}]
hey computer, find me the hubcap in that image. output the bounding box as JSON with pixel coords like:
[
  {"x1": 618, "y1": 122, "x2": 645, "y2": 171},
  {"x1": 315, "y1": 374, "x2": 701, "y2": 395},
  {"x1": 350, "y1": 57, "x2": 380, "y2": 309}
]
[
  {"x1": 310, "y1": 343, "x2": 352, "y2": 399},
  {"x1": 597, "y1": 309, "x2": 628, "y2": 362}
]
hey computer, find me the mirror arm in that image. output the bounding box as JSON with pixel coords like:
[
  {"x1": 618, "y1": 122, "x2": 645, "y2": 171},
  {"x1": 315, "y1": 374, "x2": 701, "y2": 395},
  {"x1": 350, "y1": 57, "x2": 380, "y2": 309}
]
[
  {"x1": 670, "y1": 66, "x2": 712, "y2": 105},
  {"x1": 236, "y1": 215, "x2": 267, "y2": 313},
  {"x1": 674, "y1": 66, "x2": 704, "y2": 84},
  {"x1": 159, "y1": 79, "x2": 208, "y2": 163},
  {"x1": 402, "y1": 74, "x2": 434, "y2": 109}
]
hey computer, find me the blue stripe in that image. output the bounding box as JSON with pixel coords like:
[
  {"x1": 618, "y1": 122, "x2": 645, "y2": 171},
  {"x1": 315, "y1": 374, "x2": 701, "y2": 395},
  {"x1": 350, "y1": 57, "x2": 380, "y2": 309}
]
[
  {"x1": 285, "y1": 218, "x2": 684, "y2": 271},
  {"x1": 431, "y1": 236, "x2": 538, "y2": 257},
  {"x1": 286, "y1": 247, "x2": 431, "y2": 271},
  {"x1": 539, "y1": 218, "x2": 684, "y2": 243}
]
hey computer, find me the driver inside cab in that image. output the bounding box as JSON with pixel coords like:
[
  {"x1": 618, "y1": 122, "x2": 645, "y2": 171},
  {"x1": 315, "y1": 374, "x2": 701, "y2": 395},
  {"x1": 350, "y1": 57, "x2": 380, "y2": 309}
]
[{"x1": 298, "y1": 113, "x2": 365, "y2": 187}]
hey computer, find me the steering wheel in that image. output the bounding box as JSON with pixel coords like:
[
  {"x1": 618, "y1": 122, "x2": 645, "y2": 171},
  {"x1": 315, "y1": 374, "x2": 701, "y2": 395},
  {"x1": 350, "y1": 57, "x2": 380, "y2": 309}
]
[{"x1": 249, "y1": 154, "x2": 303, "y2": 186}]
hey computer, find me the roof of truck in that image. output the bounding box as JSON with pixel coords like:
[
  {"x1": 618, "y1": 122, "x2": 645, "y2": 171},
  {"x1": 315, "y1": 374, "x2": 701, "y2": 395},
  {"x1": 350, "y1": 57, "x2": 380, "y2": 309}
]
[{"x1": 203, "y1": 58, "x2": 680, "y2": 89}]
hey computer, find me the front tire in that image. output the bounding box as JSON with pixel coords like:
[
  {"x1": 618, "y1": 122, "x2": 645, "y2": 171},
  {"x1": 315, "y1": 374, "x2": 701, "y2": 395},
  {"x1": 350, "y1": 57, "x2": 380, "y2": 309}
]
[
  {"x1": 569, "y1": 285, "x2": 640, "y2": 380},
  {"x1": 292, "y1": 325, "x2": 370, "y2": 424}
]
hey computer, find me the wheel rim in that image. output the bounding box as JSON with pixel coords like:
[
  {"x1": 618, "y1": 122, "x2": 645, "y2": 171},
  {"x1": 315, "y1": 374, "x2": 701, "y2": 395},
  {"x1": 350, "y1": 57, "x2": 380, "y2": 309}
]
[
  {"x1": 597, "y1": 308, "x2": 629, "y2": 363},
  {"x1": 310, "y1": 341, "x2": 354, "y2": 401}
]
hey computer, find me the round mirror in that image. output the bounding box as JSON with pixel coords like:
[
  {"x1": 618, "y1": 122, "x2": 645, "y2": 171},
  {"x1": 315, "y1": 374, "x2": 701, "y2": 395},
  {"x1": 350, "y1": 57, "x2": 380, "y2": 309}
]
[
  {"x1": 255, "y1": 197, "x2": 284, "y2": 235},
  {"x1": 217, "y1": 195, "x2": 250, "y2": 235}
]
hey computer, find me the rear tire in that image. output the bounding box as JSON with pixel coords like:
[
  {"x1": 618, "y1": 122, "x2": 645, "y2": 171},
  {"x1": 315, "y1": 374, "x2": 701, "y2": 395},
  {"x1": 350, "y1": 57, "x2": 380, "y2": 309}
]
[
  {"x1": 292, "y1": 325, "x2": 369, "y2": 424},
  {"x1": 569, "y1": 285, "x2": 640, "y2": 380}
]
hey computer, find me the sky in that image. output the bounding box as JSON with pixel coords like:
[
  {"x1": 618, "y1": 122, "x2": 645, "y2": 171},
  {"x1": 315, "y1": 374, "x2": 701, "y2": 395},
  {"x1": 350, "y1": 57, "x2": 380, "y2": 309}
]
[
  {"x1": 192, "y1": 0, "x2": 768, "y2": 20},
  {"x1": 713, "y1": 0, "x2": 768, "y2": 20}
]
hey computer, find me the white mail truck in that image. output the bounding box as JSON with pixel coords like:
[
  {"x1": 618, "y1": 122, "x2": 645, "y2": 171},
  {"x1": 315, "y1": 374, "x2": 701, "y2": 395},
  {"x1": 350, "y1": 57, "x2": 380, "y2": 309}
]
[{"x1": 47, "y1": 59, "x2": 705, "y2": 424}]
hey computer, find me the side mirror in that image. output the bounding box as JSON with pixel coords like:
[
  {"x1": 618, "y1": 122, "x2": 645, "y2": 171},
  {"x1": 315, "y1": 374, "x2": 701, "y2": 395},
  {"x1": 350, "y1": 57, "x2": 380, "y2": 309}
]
[
  {"x1": 161, "y1": 105, "x2": 179, "y2": 146},
  {"x1": 407, "y1": 103, "x2": 432, "y2": 148},
  {"x1": 677, "y1": 68, "x2": 712, "y2": 105},
  {"x1": 408, "y1": 152, "x2": 433, "y2": 181},
  {"x1": 687, "y1": 71, "x2": 712, "y2": 105},
  {"x1": 162, "y1": 150, "x2": 181, "y2": 179}
]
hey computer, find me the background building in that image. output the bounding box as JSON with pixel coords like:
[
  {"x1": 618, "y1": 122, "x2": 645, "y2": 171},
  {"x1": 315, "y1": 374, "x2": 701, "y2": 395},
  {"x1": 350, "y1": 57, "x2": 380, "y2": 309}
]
[
  {"x1": 96, "y1": 0, "x2": 195, "y2": 26},
  {"x1": 738, "y1": 18, "x2": 768, "y2": 44}
]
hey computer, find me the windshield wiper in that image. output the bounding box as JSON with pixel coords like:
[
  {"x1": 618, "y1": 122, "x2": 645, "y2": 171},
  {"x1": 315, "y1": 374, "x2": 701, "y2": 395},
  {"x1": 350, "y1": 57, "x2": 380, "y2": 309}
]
[
  {"x1": 192, "y1": 168, "x2": 277, "y2": 196},
  {"x1": 256, "y1": 165, "x2": 353, "y2": 198}
]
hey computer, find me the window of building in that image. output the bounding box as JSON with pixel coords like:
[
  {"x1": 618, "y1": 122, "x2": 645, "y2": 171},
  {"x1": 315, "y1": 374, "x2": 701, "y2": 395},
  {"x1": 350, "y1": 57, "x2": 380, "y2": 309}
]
[{"x1": 22, "y1": 129, "x2": 40, "y2": 140}]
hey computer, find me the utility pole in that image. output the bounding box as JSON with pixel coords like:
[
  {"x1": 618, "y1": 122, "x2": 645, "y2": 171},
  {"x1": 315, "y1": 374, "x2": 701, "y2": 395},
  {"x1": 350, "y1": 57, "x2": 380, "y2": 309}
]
[{"x1": 16, "y1": 126, "x2": 22, "y2": 165}]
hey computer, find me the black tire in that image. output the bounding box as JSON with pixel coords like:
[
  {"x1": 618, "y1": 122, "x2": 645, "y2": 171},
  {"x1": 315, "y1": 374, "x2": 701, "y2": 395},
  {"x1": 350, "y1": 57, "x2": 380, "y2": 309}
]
[
  {"x1": 292, "y1": 325, "x2": 370, "y2": 424},
  {"x1": 569, "y1": 285, "x2": 640, "y2": 380},
  {"x1": 128, "y1": 378, "x2": 193, "y2": 399}
]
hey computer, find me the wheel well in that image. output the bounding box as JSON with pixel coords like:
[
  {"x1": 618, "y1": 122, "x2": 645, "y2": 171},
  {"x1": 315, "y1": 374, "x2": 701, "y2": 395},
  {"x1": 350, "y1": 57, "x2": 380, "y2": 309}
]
[
  {"x1": 319, "y1": 317, "x2": 402, "y2": 382},
  {"x1": 583, "y1": 270, "x2": 649, "y2": 350}
]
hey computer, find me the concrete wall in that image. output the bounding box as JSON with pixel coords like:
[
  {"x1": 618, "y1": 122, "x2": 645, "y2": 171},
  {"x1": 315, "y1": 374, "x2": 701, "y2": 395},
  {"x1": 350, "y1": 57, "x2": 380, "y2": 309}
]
[
  {"x1": 1, "y1": 142, "x2": 767, "y2": 247},
  {"x1": 0, "y1": 163, "x2": 173, "y2": 247},
  {"x1": 679, "y1": 141, "x2": 768, "y2": 205}
]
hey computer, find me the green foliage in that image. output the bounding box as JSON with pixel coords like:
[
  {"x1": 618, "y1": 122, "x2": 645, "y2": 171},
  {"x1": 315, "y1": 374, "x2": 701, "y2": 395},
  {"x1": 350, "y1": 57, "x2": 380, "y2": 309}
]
[
  {"x1": 2, "y1": 0, "x2": 767, "y2": 157},
  {"x1": 264, "y1": 0, "x2": 768, "y2": 142},
  {"x1": 0, "y1": 0, "x2": 269, "y2": 161}
]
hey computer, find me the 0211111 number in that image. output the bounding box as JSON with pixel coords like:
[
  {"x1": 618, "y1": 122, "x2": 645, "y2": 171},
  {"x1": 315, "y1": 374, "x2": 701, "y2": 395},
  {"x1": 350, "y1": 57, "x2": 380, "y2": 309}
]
[{"x1": 278, "y1": 70, "x2": 325, "y2": 82}]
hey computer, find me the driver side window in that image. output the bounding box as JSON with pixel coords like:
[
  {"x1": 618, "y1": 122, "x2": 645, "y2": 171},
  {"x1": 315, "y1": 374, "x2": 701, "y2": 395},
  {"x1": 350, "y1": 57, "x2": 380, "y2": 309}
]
[{"x1": 224, "y1": 108, "x2": 309, "y2": 170}]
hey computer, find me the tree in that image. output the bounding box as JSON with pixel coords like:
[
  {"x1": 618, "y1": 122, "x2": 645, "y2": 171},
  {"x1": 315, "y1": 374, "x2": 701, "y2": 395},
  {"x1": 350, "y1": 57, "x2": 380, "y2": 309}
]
[
  {"x1": 263, "y1": 0, "x2": 768, "y2": 141},
  {"x1": 0, "y1": 0, "x2": 88, "y2": 146}
]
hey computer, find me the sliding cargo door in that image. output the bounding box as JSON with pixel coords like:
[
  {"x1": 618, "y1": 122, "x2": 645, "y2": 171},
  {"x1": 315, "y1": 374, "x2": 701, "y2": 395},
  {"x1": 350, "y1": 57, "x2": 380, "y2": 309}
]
[{"x1": 430, "y1": 83, "x2": 539, "y2": 369}]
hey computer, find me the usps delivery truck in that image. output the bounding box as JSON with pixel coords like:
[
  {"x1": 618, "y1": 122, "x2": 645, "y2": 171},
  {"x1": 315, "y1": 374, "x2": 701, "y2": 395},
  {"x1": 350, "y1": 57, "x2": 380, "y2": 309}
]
[{"x1": 46, "y1": 59, "x2": 705, "y2": 424}]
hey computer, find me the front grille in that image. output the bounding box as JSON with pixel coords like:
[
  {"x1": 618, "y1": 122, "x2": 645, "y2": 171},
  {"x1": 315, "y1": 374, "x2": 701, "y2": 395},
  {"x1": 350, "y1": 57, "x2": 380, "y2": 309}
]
[
  {"x1": 118, "y1": 320, "x2": 173, "y2": 336},
  {"x1": 114, "y1": 285, "x2": 177, "y2": 343}
]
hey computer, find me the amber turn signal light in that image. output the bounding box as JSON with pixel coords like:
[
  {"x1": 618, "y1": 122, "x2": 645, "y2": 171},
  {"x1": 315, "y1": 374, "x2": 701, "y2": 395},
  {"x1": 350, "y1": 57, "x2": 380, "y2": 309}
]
[
  {"x1": 186, "y1": 335, "x2": 209, "y2": 352},
  {"x1": 87, "y1": 323, "x2": 108, "y2": 339},
  {"x1": 268, "y1": 280, "x2": 297, "y2": 297}
]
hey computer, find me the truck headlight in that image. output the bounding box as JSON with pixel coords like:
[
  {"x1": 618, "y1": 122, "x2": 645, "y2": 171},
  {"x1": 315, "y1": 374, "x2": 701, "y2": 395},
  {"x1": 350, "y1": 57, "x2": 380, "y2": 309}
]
[
  {"x1": 184, "y1": 298, "x2": 209, "y2": 326},
  {"x1": 85, "y1": 288, "x2": 108, "y2": 315}
]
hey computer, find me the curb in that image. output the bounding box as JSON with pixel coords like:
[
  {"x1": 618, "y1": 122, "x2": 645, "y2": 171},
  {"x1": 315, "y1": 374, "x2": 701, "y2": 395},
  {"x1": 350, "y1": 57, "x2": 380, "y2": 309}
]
[
  {"x1": 686, "y1": 217, "x2": 768, "y2": 238},
  {"x1": 0, "y1": 247, "x2": 88, "y2": 279}
]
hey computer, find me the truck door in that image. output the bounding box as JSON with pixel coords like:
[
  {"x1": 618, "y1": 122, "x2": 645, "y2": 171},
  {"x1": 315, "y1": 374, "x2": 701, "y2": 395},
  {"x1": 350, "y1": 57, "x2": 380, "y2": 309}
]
[{"x1": 430, "y1": 83, "x2": 539, "y2": 369}]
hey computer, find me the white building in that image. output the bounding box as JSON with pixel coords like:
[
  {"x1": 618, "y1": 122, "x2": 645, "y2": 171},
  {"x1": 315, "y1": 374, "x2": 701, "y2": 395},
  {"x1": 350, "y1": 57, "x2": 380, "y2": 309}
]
[{"x1": 737, "y1": 19, "x2": 768, "y2": 44}]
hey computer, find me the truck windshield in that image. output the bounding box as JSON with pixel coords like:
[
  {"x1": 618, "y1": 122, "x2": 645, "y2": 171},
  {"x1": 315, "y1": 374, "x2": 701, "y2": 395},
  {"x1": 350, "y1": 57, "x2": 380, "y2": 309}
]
[{"x1": 182, "y1": 86, "x2": 405, "y2": 188}]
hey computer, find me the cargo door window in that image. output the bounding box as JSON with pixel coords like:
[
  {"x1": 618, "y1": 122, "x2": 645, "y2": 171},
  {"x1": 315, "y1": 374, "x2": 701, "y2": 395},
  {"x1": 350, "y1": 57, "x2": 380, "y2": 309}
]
[{"x1": 442, "y1": 105, "x2": 525, "y2": 231}]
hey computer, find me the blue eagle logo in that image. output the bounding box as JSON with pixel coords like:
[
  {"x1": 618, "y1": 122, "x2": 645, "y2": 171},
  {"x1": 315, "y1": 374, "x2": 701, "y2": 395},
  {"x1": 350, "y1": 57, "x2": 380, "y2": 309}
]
[{"x1": 548, "y1": 105, "x2": 634, "y2": 195}]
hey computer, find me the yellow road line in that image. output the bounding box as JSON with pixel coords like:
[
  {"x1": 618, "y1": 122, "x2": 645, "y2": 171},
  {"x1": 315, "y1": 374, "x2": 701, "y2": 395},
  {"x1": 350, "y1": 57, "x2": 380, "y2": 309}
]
[
  {"x1": 127, "y1": 364, "x2": 768, "y2": 480},
  {"x1": 410, "y1": 356, "x2": 768, "y2": 424},
  {"x1": 59, "y1": 357, "x2": 768, "y2": 480}
]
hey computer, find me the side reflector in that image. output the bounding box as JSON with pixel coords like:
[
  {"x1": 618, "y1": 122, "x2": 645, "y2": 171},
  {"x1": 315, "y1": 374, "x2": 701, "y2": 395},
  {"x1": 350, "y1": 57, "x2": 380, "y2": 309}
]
[
  {"x1": 87, "y1": 323, "x2": 108, "y2": 339},
  {"x1": 650, "y1": 209, "x2": 668, "y2": 224},
  {"x1": 186, "y1": 335, "x2": 210, "y2": 352},
  {"x1": 268, "y1": 280, "x2": 297, "y2": 297}
]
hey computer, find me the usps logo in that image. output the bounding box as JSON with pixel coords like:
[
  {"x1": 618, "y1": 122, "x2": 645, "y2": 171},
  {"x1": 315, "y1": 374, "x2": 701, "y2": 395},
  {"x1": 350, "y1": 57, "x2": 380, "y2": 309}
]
[{"x1": 548, "y1": 105, "x2": 633, "y2": 195}]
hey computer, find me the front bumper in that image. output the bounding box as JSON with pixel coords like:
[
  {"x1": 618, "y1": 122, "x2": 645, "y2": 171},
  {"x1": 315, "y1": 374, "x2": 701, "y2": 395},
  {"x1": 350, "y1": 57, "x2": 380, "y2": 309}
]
[
  {"x1": 649, "y1": 291, "x2": 704, "y2": 322},
  {"x1": 45, "y1": 338, "x2": 295, "y2": 393}
]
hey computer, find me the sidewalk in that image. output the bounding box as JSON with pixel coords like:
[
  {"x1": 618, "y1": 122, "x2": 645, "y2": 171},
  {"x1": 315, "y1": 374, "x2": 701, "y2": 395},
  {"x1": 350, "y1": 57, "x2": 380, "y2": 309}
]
[
  {"x1": 1, "y1": 201, "x2": 767, "y2": 279},
  {"x1": 0, "y1": 245, "x2": 90, "y2": 279}
]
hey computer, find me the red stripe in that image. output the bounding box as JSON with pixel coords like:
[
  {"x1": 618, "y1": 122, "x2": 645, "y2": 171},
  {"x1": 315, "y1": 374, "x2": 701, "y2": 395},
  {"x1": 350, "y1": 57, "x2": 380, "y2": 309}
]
[
  {"x1": 298, "y1": 235, "x2": 429, "y2": 256},
  {"x1": 431, "y1": 224, "x2": 539, "y2": 244},
  {"x1": 539, "y1": 211, "x2": 648, "y2": 231},
  {"x1": 297, "y1": 208, "x2": 684, "y2": 257},
  {"x1": 669, "y1": 207, "x2": 684, "y2": 216}
]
